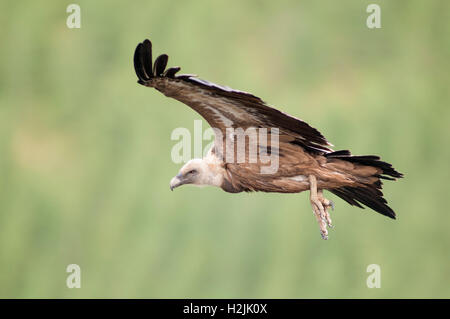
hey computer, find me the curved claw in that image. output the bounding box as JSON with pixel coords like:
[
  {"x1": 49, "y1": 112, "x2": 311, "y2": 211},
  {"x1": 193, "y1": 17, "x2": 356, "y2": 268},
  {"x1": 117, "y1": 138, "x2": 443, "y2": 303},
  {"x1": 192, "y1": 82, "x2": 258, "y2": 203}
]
[
  {"x1": 329, "y1": 200, "x2": 335, "y2": 211},
  {"x1": 308, "y1": 175, "x2": 333, "y2": 240}
]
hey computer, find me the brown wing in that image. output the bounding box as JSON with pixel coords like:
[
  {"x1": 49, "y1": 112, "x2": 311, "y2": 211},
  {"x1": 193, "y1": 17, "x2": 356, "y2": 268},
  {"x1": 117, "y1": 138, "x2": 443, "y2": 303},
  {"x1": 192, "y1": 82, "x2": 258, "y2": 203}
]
[{"x1": 134, "y1": 39, "x2": 333, "y2": 155}]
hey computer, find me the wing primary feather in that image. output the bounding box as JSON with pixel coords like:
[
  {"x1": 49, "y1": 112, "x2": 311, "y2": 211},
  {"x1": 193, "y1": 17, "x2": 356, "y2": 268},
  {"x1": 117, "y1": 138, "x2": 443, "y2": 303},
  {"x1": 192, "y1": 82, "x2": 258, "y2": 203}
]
[
  {"x1": 153, "y1": 54, "x2": 168, "y2": 76},
  {"x1": 133, "y1": 43, "x2": 149, "y2": 82},
  {"x1": 142, "y1": 39, "x2": 153, "y2": 79},
  {"x1": 164, "y1": 66, "x2": 181, "y2": 78}
]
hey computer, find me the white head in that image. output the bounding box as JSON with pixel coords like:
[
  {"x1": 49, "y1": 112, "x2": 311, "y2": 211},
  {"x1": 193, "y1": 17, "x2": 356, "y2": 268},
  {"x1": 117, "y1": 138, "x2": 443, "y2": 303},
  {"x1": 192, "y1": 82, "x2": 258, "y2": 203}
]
[{"x1": 169, "y1": 158, "x2": 223, "y2": 191}]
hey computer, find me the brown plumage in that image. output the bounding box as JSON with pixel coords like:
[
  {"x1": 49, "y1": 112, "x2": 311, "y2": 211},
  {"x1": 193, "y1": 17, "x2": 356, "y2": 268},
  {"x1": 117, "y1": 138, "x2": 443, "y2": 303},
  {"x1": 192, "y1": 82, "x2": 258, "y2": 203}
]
[{"x1": 134, "y1": 39, "x2": 403, "y2": 239}]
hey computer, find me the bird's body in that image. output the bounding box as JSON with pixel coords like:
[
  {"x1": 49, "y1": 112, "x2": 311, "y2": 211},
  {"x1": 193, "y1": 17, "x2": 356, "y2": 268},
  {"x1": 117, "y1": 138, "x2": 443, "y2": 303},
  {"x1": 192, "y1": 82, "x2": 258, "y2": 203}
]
[{"x1": 134, "y1": 39, "x2": 403, "y2": 239}]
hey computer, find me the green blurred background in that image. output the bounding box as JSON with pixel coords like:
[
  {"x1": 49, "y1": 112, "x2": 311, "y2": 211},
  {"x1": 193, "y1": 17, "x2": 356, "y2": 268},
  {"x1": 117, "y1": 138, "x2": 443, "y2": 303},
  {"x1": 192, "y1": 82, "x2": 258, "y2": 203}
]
[{"x1": 0, "y1": 0, "x2": 449, "y2": 298}]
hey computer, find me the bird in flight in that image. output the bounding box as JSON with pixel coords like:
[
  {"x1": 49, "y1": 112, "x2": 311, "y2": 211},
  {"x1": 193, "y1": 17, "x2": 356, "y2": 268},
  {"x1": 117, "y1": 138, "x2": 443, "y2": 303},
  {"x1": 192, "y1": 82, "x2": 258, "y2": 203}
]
[{"x1": 133, "y1": 39, "x2": 403, "y2": 239}]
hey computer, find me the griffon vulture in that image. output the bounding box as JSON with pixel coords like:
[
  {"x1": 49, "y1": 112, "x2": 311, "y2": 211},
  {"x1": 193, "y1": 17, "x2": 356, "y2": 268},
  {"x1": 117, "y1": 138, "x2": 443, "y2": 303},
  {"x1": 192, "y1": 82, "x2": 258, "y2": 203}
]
[{"x1": 133, "y1": 39, "x2": 403, "y2": 239}]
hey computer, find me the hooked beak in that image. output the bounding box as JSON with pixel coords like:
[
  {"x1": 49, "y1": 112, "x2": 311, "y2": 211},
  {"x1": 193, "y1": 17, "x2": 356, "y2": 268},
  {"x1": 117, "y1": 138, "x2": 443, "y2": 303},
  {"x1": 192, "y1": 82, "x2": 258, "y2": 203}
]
[{"x1": 170, "y1": 173, "x2": 184, "y2": 191}]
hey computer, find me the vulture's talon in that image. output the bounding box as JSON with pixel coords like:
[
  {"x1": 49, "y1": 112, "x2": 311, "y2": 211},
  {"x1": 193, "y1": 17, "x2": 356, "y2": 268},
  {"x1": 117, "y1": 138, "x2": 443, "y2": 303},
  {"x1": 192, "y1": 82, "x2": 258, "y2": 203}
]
[{"x1": 309, "y1": 175, "x2": 334, "y2": 240}]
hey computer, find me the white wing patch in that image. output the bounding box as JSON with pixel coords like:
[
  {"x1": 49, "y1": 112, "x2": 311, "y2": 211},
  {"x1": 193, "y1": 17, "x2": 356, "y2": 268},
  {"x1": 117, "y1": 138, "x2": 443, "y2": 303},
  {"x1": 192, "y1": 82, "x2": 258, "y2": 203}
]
[{"x1": 287, "y1": 175, "x2": 307, "y2": 182}]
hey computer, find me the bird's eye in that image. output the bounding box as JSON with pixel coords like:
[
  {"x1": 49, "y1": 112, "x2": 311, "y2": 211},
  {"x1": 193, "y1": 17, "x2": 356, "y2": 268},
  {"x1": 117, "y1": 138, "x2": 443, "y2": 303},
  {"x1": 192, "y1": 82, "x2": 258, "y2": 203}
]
[{"x1": 188, "y1": 169, "x2": 197, "y2": 175}]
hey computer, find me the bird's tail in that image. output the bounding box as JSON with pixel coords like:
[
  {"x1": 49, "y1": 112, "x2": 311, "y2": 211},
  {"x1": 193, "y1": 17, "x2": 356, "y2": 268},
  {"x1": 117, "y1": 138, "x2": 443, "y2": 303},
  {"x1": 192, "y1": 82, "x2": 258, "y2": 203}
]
[{"x1": 325, "y1": 150, "x2": 403, "y2": 219}]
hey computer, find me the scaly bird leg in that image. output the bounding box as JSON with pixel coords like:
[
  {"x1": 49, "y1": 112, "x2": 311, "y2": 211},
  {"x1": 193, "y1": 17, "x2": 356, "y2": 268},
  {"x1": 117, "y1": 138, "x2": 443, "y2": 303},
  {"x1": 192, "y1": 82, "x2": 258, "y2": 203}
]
[
  {"x1": 318, "y1": 189, "x2": 334, "y2": 229},
  {"x1": 308, "y1": 175, "x2": 334, "y2": 240}
]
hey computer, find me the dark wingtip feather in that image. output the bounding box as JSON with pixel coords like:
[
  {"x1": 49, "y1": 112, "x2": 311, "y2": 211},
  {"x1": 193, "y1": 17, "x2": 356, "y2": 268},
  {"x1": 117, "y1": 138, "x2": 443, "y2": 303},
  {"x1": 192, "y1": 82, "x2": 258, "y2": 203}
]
[
  {"x1": 164, "y1": 66, "x2": 181, "y2": 78},
  {"x1": 134, "y1": 43, "x2": 149, "y2": 82},
  {"x1": 153, "y1": 54, "x2": 168, "y2": 77},
  {"x1": 142, "y1": 39, "x2": 153, "y2": 79}
]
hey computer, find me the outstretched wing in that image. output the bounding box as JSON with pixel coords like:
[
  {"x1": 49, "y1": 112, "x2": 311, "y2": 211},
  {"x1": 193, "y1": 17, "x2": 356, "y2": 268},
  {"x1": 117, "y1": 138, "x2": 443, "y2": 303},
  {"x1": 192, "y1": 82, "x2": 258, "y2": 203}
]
[{"x1": 134, "y1": 39, "x2": 333, "y2": 154}]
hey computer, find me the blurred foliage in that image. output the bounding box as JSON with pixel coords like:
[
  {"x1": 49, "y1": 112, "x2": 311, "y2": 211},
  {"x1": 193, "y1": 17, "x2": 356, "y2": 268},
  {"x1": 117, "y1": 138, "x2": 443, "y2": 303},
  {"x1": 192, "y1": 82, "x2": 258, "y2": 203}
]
[{"x1": 0, "y1": 0, "x2": 449, "y2": 298}]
